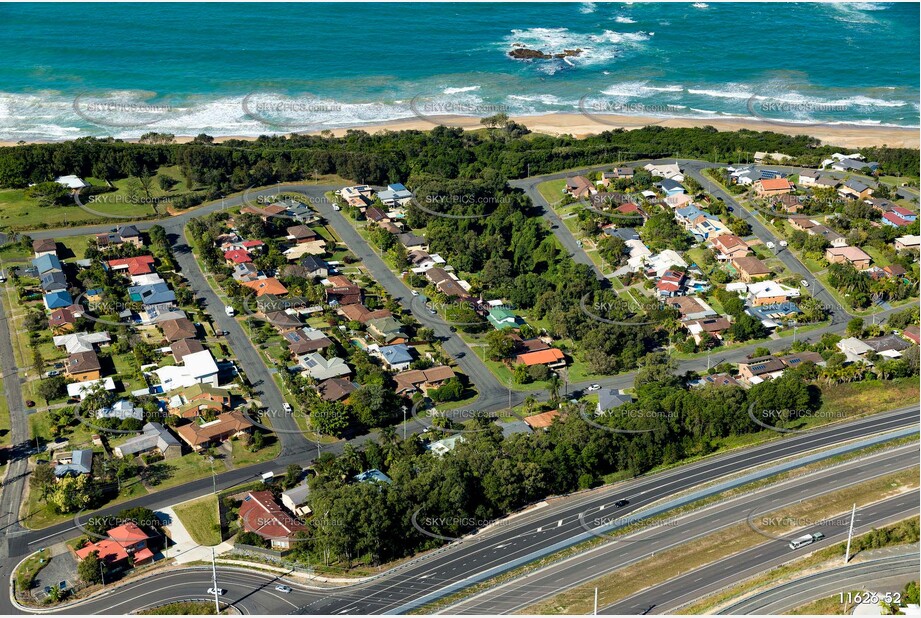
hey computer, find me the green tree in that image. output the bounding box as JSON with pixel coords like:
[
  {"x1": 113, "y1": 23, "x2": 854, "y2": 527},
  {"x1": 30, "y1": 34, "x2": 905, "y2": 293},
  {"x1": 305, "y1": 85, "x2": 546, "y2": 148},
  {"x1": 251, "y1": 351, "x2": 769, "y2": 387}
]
[{"x1": 77, "y1": 551, "x2": 104, "y2": 585}]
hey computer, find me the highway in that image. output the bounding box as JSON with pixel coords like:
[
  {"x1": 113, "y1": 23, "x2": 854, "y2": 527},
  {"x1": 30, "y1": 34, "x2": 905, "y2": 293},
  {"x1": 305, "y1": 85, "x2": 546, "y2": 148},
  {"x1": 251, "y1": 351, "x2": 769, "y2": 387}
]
[
  {"x1": 601, "y1": 490, "x2": 919, "y2": 615},
  {"x1": 441, "y1": 443, "x2": 919, "y2": 614},
  {"x1": 25, "y1": 439, "x2": 919, "y2": 615},
  {"x1": 716, "y1": 547, "x2": 919, "y2": 615}
]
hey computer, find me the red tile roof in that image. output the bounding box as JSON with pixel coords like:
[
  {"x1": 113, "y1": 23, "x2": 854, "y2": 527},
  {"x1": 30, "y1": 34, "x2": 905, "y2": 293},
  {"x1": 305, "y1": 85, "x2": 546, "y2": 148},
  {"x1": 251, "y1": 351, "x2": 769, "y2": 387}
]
[
  {"x1": 515, "y1": 348, "x2": 565, "y2": 366},
  {"x1": 239, "y1": 490, "x2": 307, "y2": 541},
  {"x1": 224, "y1": 249, "x2": 253, "y2": 264},
  {"x1": 108, "y1": 255, "x2": 155, "y2": 276}
]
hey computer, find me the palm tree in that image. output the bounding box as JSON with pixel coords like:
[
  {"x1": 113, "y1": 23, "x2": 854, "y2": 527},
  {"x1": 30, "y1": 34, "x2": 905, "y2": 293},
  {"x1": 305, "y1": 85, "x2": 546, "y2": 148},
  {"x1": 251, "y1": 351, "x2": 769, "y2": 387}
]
[{"x1": 547, "y1": 374, "x2": 562, "y2": 402}]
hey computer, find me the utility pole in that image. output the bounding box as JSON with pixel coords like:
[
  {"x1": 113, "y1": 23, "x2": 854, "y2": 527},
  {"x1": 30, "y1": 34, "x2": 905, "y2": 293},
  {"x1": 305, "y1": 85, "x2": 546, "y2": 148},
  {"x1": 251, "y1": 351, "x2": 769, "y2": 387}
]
[
  {"x1": 211, "y1": 548, "x2": 220, "y2": 614},
  {"x1": 593, "y1": 587, "x2": 598, "y2": 615},
  {"x1": 402, "y1": 405, "x2": 408, "y2": 440},
  {"x1": 99, "y1": 560, "x2": 105, "y2": 588},
  {"x1": 844, "y1": 503, "x2": 856, "y2": 564}
]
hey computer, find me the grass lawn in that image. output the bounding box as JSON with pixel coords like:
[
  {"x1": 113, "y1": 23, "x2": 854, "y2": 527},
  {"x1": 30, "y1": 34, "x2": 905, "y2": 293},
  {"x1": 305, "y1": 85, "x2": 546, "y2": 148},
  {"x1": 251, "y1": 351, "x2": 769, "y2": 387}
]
[
  {"x1": 139, "y1": 600, "x2": 226, "y2": 615},
  {"x1": 141, "y1": 453, "x2": 216, "y2": 491},
  {"x1": 536, "y1": 179, "x2": 567, "y2": 205},
  {"x1": 56, "y1": 235, "x2": 94, "y2": 262},
  {"x1": 0, "y1": 379, "x2": 11, "y2": 448},
  {"x1": 861, "y1": 245, "x2": 891, "y2": 267},
  {"x1": 22, "y1": 473, "x2": 148, "y2": 530},
  {"x1": 229, "y1": 434, "x2": 281, "y2": 468},
  {"x1": 29, "y1": 410, "x2": 98, "y2": 449},
  {"x1": 818, "y1": 378, "x2": 919, "y2": 420},
  {"x1": 173, "y1": 494, "x2": 222, "y2": 546},
  {"x1": 14, "y1": 548, "x2": 50, "y2": 592}
]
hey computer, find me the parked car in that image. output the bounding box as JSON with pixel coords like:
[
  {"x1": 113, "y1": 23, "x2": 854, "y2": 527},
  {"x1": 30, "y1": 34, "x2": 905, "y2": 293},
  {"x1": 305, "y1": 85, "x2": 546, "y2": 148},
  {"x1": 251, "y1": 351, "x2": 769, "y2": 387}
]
[
  {"x1": 282, "y1": 403, "x2": 293, "y2": 413},
  {"x1": 766, "y1": 241, "x2": 776, "y2": 250},
  {"x1": 779, "y1": 240, "x2": 788, "y2": 247},
  {"x1": 411, "y1": 290, "x2": 419, "y2": 297},
  {"x1": 801, "y1": 280, "x2": 810, "y2": 288},
  {"x1": 45, "y1": 370, "x2": 60, "y2": 378},
  {"x1": 587, "y1": 384, "x2": 601, "y2": 392}
]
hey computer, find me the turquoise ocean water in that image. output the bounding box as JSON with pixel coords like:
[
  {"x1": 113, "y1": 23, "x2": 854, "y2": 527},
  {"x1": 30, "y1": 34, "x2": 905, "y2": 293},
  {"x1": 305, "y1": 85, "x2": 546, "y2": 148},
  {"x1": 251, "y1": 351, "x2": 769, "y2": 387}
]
[{"x1": 0, "y1": 2, "x2": 917, "y2": 140}]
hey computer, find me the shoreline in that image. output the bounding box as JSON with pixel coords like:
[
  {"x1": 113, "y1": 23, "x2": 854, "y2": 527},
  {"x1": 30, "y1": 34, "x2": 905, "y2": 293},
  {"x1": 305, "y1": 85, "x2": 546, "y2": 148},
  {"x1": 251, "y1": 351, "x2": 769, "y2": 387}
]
[{"x1": 1, "y1": 113, "x2": 917, "y2": 149}]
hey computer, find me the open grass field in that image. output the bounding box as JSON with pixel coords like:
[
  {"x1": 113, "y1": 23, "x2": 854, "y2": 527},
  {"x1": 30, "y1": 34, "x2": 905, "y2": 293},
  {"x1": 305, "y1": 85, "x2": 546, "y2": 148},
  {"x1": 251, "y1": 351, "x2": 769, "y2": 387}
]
[{"x1": 173, "y1": 494, "x2": 222, "y2": 546}]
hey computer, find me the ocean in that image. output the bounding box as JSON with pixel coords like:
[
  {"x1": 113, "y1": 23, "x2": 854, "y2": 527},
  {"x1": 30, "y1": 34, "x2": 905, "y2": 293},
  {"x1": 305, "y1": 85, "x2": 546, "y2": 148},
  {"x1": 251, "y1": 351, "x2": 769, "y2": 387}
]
[{"x1": 0, "y1": 2, "x2": 918, "y2": 141}]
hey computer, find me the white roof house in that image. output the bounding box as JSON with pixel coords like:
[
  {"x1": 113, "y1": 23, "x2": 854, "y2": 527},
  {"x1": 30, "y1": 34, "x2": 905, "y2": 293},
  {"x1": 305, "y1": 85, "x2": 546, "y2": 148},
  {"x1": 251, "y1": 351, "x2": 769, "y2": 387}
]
[
  {"x1": 67, "y1": 377, "x2": 116, "y2": 399},
  {"x1": 645, "y1": 250, "x2": 688, "y2": 278},
  {"x1": 644, "y1": 163, "x2": 684, "y2": 182},
  {"x1": 746, "y1": 281, "x2": 801, "y2": 303},
  {"x1": 281, "y1": 482, "x2": 312, "y2": 517},
  {"x1": 55, "y1": 175, "x2": 89, "y2": 189},
  {"x1": 53, "y1": 331, "x2": 111, "y2": 354},
  {"x1": 299, "y1": 353, "x2": 351, "y2": 381},
  {"x1": 836, "y1": 337, "x2": 874, "y2": 364},
  {"x1": 153, "y1": 350, "x2": 219, "y2": 390},
  {"x1": 97, "y1": 399, "x2": 144, "y2": 421}
]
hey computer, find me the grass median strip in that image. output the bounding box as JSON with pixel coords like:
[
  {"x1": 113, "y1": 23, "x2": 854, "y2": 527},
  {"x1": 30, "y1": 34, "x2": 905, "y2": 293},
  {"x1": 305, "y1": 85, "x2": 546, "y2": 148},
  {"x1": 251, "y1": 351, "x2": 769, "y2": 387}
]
[
  {"x1": 174, "y1": 494, "x2": 222, "y2": 546},
  {"x1": 517, "y1": 466, "x2": 919, "y2": 615}
]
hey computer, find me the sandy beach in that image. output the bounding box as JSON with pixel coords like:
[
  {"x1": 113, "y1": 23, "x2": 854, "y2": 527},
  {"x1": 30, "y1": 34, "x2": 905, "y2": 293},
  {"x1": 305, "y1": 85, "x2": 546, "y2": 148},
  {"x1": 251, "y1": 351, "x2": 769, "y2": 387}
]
[{"x1": 2, "y1": 113, "x2": 917, "y2": 150}]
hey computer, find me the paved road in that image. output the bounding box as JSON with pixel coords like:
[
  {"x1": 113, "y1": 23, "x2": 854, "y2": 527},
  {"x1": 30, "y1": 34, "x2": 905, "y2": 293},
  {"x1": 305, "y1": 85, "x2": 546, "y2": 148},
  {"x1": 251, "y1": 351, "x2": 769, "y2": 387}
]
[
  {"x1": 717, "y1": 549, "x2": 919, "y2": 615},
  {"x1": 601, "y1": 490, "x2": 919, "y2": 615},
  {"x1": 442, "y1": 443, "x2": 919, "y2": 614},
  {"x1": 23, "y1": 437, "x2": 918, "y2": 616}
]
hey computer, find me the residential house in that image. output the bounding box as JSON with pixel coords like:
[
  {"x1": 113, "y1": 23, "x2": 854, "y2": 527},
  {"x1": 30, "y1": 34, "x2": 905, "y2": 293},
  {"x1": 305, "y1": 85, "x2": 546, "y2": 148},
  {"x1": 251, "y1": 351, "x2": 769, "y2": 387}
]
[
  {"x1": 514, "y1": 347, "x2": 566, "y2": 369},
  {"x1": 44, "y1": 290, "x2": 74, "y2": 310},
  {"x1": 696, "y1": 373, "x2": 741, "y2": 388},
  {"x1": 168, "y1": 384, "x2": 230, "y2": 419},
  {"x1": 755, "y1": 178, "x2": 793, "y2": 197},
  {"x1": 128, "y1": 283, "x2": 176, "y2": 313},
  {"x1": 753, "y1": 152, "x2": 792, "y2": 164},
  {"x1": 33, "y1": 253, "x2": 63, "y2": 275},
  {"x1": 831, "y1": 158, "x2": 878, "y2": 173},
  {"x1": 396, "y1": 232, "x2": 428, "y2": 251},
  {"x1": 373, "y1": 343, "x2": 414, "y2": 371},
  {"x1": 316, "y1": 377, "x2": 358, "y2": 402},
  {"x1": 564, "y1": 176, "x2": 596, "y2": 199},
  {"x1": 32, "y1": 238, "x2": 57, "y2": 257},
  {"x1": 644, "y1": 250, "x2": 687, "y2": 278},
  {"x1": 523, "y1": 410, "x2": 560, "y2": 430},
  {"x1": 779, "y1": 351, "x2": 826, "y2": 369},
  {"x1": 367, "y1": 316, "x2": 409, "y2": 345},
  {"x1": 664, "y1": 193, "x2": 694, "y2": 209},
  {"x1": 815, "y1": 176, "x2": 839, "y2": 189},
  {"x1": 241, "y1": 203, "x2": 287, "y2": 220},
  {"x1": 895, "y1": 235, "x2": 921, "y2": 251},
  {"x1": 337, "y1": 303, "x2": 391, "y2": 325},
  {"x1": 667, "y1": 295, "x2": 718, "y2": 321},
  {"x1": 487, "y1": 307, "x2": 522, "y2": 330},
  {"x1": 108, "y1": 255, "x2": 156, "y2": 277},
  {"x1": 644, "y1": 163, "x2": 683, "y2": 181},
  {"x1": 281, "y1": 483, "x2": 312, "y2": 518},
  {"x1": 114, "y1": 422, "x2": 181, "y2": 460},
  {"x1": 747, "y1": 302, "x2": 801, "y2": 328},
  {"x1": 286, "y1": 225, "x2": 317, "y2": 243},
  {"x1": 67, "y1": 377, "x2": 116, "y2": 400},
  {"x1": 737, "y1": 356, "x2": 787, "y2": 385},
  {"x1": 685, "y1": 317, "x2": 732, "y2": 344},
  {"x1": 808, "y1": 225, "x2": 847, "y2": 248},
  {"x1": 732, "y1": 256, "x2": 771, "y2": 282},
  {"x1": 53, "y1": 331, "x2": 110, "y2": 354},
  {"x1": 54, "y1": 449, "x2": 94, "y2": 477},
  {"x1": 241, "y1": 277, "x2": 288, "y2": 297},
  {"x1": 170, "y1": 338, "x2": 206, "y2": 364},
  {"x1": 74, "y1": 521, "x2": 155, "y2": 568},
  {"x1": 863, "y1": 334, "x2": 912, "y2": 358},
  {"x1": 393, "y1": 366, "x2": 457, "y2": 396},
  {"x1": 175, "y1": 411, "x2": 253, "y2": 451},
  {"x1": 238, "y1": 490, "x2": 308, "y2": 550},
  {"x1": 796, "y1": 169, "x2": 821, "y2": 187},
  {"x1": 153, "y1": 350, "x2": 220, "y2": 390},
  {"x1": 836, "y1": 337, "x2": 874, "y2": 364},
  {"x1": 746, "y1": 280, "x2": 801, "y2": 306},
  {"x1": 771, "y1": 193, "x2": 802, "y2": 213},
  {"x1": 299, "y1": 255, "x2": 330, "y2": 279},
  {"x1": 838, "y1": 179, "x2": 873, "y2": 200},
  {"x1": 710, "y1": 234, "x2": 750, "y2": 261},
  {"x1": 354, "y1": 469, "x2": 392, "y2": 484},
  {"x1": 428, "y1": 435, "x2": 465, "y2": 457},
  {"x1": 264, "y1": 310, "x2": 303, "y2": 333},
  {"x1": 284, "y1": 328, "x2": 333, "y2": 356},
  {"x1": 40, "y1": 271, "x2": 69, "y2": 292},
  {"x1": 656, "y1": 269, "x2": 686, "y2": 298},
  {"x1": 825, "y1": 247, "x2": 872, "y2": 270},
  {"x1": 49, "y1": 304, "x2": 82, "y2": 333},
  {"x1": 789, "y1": 217, "x2": 817, "y2": 232},
  {"x1": 657, "y1": 178, "x2": 686, "y2": 196},
  {"x1": 377, "y1": 183, "x2": 413, "y2": 207},
  {"x1": 223, "y1": 248, "x2": 253, "y2": 265},
  {"x1": 901, "y1": 325, "x2": 920, "y2": 345},
  {"x1": 159, "y1": 317, "x2": 198, "y2": 342},
  {"x1": 66, "y1": 350, "x2": 102, "y2": 382},
  {"x1": 883, "y1": 211, "x2": 912, "y2": 227},
  {"x1": 300, "y1": 353, "x2": 352, "y2": 380},
  {"x1": 597, "y1": 389, "x2": 632, "y2": 414}
]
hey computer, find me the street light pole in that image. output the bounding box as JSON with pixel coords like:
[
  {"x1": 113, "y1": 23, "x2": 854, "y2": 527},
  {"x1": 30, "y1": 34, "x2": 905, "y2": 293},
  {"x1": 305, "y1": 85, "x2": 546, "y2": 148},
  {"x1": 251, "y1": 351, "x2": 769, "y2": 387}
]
[
  {"x1": 844, "y1": 503, "x2": 857, "y2": 564},
  {"x1": 211, "y1": 548, "x2": 220, "y2": 614}
]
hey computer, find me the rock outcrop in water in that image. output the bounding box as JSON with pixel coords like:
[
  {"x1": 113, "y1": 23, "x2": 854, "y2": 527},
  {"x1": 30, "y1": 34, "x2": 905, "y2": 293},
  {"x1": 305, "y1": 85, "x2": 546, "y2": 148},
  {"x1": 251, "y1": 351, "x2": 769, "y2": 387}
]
[{"x1": 508, "y1": 45, "x2": 583, "y2": 60}]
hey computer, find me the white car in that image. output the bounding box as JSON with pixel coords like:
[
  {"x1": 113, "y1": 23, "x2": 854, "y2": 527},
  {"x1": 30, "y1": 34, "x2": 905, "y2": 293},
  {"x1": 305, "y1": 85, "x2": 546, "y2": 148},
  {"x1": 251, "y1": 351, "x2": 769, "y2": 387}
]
[
  {"x1": 766, "y1": 241, "x2": 776, "y2": 250},
  {"x1": 779, "y1": 240, "x2": 788, "y2": 247},
  {"x1": 224, "y1": 305, "x2": 235, "y2": 317},
  {"x1": 274, "y1": 584, "x2": 292, "y2": 593},
  {"x1": 332, "y1": 205, "x2": 341, "y2": 211},
  {"x1": 282, "y1": 403, "x2": 293, "y2": 413},
  {"x1": 801, "y1": 280, "x2": 810, "y2": 288},
  {"x1": 207, "y1": 588, "x2": 225, "y2": 596},
  {"x1": 587, "y1": 384, "x2": 601, "y2": 392},
  {"x1": 411, "y1": 290, "x2": 419, "y2": 297}
]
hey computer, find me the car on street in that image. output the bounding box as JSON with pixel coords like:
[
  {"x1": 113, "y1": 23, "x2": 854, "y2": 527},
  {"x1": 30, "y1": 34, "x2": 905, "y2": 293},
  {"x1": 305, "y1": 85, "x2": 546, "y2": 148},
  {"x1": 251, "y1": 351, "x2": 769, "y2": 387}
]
[
  {"x1": 275, "y1": 585, "x2": 292, "y2": 593},
  {"x1": 766, "y1": 241, "x2": 776, "y2": 250},
  {"x1": 614, "y1": 499, "x2": 629, "y2": 507},
  {"x1": 455, "y1": 352, "x2": 465, "y2": 358},
  {"x1": 587, "y1": 384, "x2": 601, "y2": 391},
  {"x1": 332, "y1": 204, "x2": 341, "y2": 211},
  {"x1": 801, "y1": 280, "x2": 810, "y2": 288},
  {"x1": 789, "y1": 532, "x2": 824, "y2": 550},
  {"x1": 779, "y1": 240, "x2": 788, "y2": 247},
  {"x1": 282, "y1": 403, "x2": 293, "y2": 413},
  {"x1": 411, "y1": 290, "x2": 419, "y2": 296},
  {"x1": 207, "y1": 588, "x2": 225, "y2": 596},
  {"x1": 224, "y1": 305, "x2": 235, "y2": 317}
]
